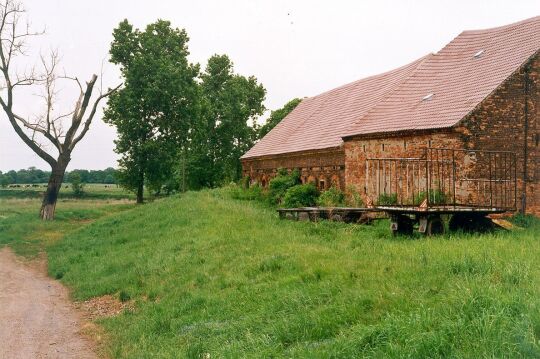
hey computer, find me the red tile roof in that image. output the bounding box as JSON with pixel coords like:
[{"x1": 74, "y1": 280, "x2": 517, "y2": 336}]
[{"x1": 243, "y1": 16, "x2": 540, "y2": 159}]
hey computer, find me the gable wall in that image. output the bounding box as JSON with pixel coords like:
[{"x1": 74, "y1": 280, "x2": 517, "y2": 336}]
[{"x1": 456, "y1": 52, "x2": 540, "y2": 214}]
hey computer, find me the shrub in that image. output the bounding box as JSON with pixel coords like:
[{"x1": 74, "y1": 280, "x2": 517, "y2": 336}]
[
  {"x1": 282, "y1": 184, "x2": 319, "y2": 208},
  {"x1": 317, "y1": 186, "x2": 345, "y2": 207},
  {"x1": 345, "y1": 185, "x2": 364, "y2": 207},
  {"x1": 70, "y1": 172, "x2": 85, "y2": 197},
  {"x1": 268, "y1": 168, "x2": 300, "y2": 204},
  {"x1": 229, "y1": 183, "x2": 266, "y2": 202},
  {"x1": 377, "y1": 192, "x2": 398, "y2": 206}
]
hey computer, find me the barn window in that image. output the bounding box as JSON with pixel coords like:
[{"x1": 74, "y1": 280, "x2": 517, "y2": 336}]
[
  {"x1": 536, "y1": 133, "x2": 539, "y2": 147},
  {"x1": 381, "y1": 144, "x2": 385, "y2": 151},
  {"x1": 319, "y1": 179, "x2": 326, "y2": 190}
]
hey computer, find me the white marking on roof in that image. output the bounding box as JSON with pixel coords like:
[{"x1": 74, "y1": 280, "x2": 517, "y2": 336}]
[{"x1": 473, "y1": 50, "x2": 484, "y2": 58}]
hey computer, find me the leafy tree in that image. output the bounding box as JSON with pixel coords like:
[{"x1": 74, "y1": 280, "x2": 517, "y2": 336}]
[
  {"x1": 188, "y1": 55, "x2": 265, "y2": 188},
  {"x1": 0, "y1": 173, "x2": 9, "y2": 187},
  {"x1": 105, "y1": 20, "x2": 199, "y2": 203},
  {"x1": 259, "y1": 98, "x2": 302, "y2": 138},
  {"x1": 70, "y1": 172, "x2": 85, "y2": 197}
]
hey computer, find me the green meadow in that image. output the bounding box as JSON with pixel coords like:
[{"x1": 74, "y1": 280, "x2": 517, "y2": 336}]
[{"x1": 1, "y1": 187, "x2": 540, "y2": 358}]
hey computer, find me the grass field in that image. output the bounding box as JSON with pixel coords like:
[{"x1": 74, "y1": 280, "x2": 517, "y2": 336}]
[
  {"x1": 0, "y1": 183, "x2": 135, "y2": 201},
  {"x1": 1, "y1": 186, "x2": 540, "y2": 358}
]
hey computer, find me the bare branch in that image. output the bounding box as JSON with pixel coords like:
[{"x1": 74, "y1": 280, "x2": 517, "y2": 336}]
[
  {"x1": 70, "y1": 82, "x2": 121, "y2": 150},
  {"x1": 0, "y1": 0, "x2": 119, "y2": 171}
]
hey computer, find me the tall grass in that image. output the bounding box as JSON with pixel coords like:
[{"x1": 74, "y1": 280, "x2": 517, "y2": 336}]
[{"x1": 34, "y1": 188, "x2": 540, "y2": 358}]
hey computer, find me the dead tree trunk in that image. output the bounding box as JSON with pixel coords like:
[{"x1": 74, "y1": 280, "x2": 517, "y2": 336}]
[{"x1": 40, "y1": 155, "x2": 70, "y2": 220}]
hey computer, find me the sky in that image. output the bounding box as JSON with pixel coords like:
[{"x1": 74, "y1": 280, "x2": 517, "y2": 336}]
[{"x1": 0, "y1": 0, "x2": 539, "y2": 172}]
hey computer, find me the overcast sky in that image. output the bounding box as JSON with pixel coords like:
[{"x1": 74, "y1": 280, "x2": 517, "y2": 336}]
[{"x1": 0, "y1": 0, "x2": 539, "y2": 172}]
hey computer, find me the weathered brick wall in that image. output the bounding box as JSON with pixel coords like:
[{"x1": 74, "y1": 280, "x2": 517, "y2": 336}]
[
  {"x1": 344, "y1": 131, "x2": 463, "y2": 205},
  {"x1": 458, "y1": 52, "x2": 539, "y2": 214},
  {"x1": 241, "y1": 148, "x2": 345, "y2": 190}
]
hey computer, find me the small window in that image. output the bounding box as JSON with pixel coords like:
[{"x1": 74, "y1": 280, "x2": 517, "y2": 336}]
[
  {"x1": 382, "y1": 144, "x2": 385, "y2": 151},
  {"x1": 536, "y1": 133, "x2": 539, "y2": 147},
  {"x1": 363, "y1": 144, "x2": 366, "y2": 152},
  {"x1": 319, "y1": 180, "x2": 326, "y2": 190},
  {"x1": 404, "y1": 140, "x2": 407, "y2": 149},
  {"x1": 428, "y1": 140, "x2": 432, "y2": 147}
]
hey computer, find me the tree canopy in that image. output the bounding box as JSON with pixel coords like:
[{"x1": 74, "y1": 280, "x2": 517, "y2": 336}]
[
  {"x1": 105, "y1": 20, "x2": 267, "y2": 198},
  {"x1": 104, "y1": 19, "x2": 200, "y2": 202},
  {"x1": 187, "y1": 55, "x2": 266, "y2": 189}
]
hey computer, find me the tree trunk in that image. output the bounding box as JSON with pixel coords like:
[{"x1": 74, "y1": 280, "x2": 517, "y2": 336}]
[
  {"x1": 136, "y1": 168, "x2": 144, "y2": 204},
  {"x1": 40, "y1": 161, "x2": 68, "y2": 220}
]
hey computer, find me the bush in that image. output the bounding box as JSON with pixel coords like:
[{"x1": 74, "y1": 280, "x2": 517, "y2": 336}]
[
  {"x1": 229, "y1": 183, "x2": 266, "y2": 201},
  {"x1": 268, "y1": 168, "x2": 300, "y2": 204},
  {"x1": 345, "y1": 185, "x2": 364, "y2": 207},
  {"x1": 282, "y1": 184, "x2": 319, "y2": 208},
  {"x1": 70, "y1": 172, "x2": 85, "y2": 197},
  {"x1": 377, "y1": 192, "x2": 398, "y2": 206},
  {"x1": 317, "y1": 186, "x2": 345, "y2": 207}
]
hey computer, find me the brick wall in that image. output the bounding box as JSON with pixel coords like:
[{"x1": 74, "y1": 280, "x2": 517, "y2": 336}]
[
  {"x1": 344, "y1": 131, "x2": 463, "y2": 205},
  {"x1": 241, "y1": 148, "x2": 345, "y2": 190},
  {"x1": 457, "y1": 52, "x2": 539, "y2": 214}
]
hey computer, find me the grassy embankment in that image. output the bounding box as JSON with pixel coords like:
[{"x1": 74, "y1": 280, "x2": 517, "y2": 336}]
[{"x1": 1, "y1": 185, "x2": 540, "y2": 358}]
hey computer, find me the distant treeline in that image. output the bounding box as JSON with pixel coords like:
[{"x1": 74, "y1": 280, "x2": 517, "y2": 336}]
[{"x1": 0, "y1": 167, "x2": 118, "y2": 186}]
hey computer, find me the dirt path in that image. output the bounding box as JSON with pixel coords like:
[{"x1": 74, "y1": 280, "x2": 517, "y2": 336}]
[{"x1": 0, "y1": 248, "x2": 97, "y2": 359}]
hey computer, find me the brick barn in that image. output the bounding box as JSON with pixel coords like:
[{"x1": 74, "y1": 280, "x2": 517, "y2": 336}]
[{"x1": 241, "y1": 16, "x2": 540, "y2": 215}]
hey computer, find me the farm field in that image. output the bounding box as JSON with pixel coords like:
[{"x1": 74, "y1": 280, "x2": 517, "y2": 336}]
[
  {"x1": 0, "y1": 183, "x2": 134, "y2": 201},
  {"x1": 1, "y1": 187, "x2": 540, "y2": 358}
]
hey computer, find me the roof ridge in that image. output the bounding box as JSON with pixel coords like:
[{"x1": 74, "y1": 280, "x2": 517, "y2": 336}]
[
  {"x1": 461, "y1": 15, "x2": 540, "y2": 35},
  {"x1": 306, "y1": 53, "x2": 433, "y2": 101}
]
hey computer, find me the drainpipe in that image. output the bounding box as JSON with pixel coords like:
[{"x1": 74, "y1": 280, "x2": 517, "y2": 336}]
[{"x1": 522, "y1": 64, "x2": 530, "y2": 213}]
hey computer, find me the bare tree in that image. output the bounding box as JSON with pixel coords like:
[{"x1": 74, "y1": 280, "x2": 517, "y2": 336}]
[{"x1": 0, "y1": 0, "x2": 120, "y2": 220}]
